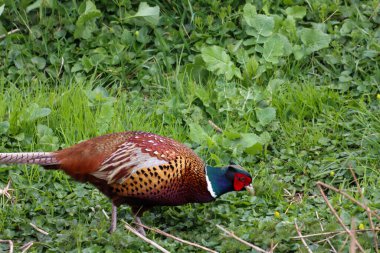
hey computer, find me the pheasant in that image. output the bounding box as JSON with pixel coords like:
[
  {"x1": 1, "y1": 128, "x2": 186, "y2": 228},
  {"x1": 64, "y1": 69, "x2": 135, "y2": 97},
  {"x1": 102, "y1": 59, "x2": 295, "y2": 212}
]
[{"x1": 0, "y1": 131, "x2": 253, "y2": 235}]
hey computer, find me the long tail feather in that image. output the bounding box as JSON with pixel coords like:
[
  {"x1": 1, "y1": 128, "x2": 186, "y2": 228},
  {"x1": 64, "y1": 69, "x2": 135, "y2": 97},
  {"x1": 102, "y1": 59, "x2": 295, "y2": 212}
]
[{"x1": 0, "y1": 152, "x2": 58, "y2": 165}]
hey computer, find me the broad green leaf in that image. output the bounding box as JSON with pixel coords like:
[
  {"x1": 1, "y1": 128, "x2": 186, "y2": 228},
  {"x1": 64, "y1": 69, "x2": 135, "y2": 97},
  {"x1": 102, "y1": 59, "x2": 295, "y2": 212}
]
[
  {"x1": 244, "y1": 143, "x2": 262, "y2": 155},
  {"x1": 132, "y1": 2, "x2": 160, "y2": 26},
  {"x1": 285, "y1": 6, "x2": 306, "y2": 19},
  {"x1": 281, "y1": 16, "x2": 297, "y2": 38},
  {"x1": 96, "y1": 104, "x2": 114, "y2": 135},
  {"x1": 14, "y1": 57, "x2": 25, "y2": 69},
  {"x1": 184, "y1": 55, "x2": 209, "y2": 83},
  {"x1": 89, "y1": 47, "x2": 107, "y2": 65},
  {"x1": 293, "y1": 44, "x2": 305, "y2": 60},
  {"x1": 0, "y1": 4, "x2": 5, "y2": 16},
  {"x1": 86, "y1": 87, "x2": 116, "y2": 105},
  {"x1": 26, "y1": 0, "x2": 55, "y2": 12},
  {"x1": 279, "y1": 34, "x2": 292, "y2": 56},
  {"x1": 37, "y1": 124, "x2": 53, "y2": 136},
  {"x1": 263, "y1": 34, "x2": 292, "y2": 63},
  {"x1": 267, "y1": 78, "x2": 285, "y2": 94},
  {"x1": 13, "y1": 133, "x2": 25, "y2": 141},
  {"x1": 31, "y1": 56, "x2": 46, "y2": 70},
  {"x1": 249, "y1": 14, "x2": 275, "y2": 37},
  {"x1": 340, "y1": 21, "x2": 354, "y2": 35},
  {"x1": 238, "y1": 133, "x2": 263, "y2": 155},
  {"x1": 209, "y1": 153, "x2": 221, "y2": 165},
  {"x1": 362, "y1": 50, "x2": 378, "y2": 58},
  {"x1": 24, "y1": 103, "x2": 51, "y2": 122},
  {"x1": 0, "y1": 121, "x2": 10, "y2": 135},
  {"x1": 201, "y1": 46, "x2": 242, "y2": 80},
  {"x1": 194, "y1": 86, "x2": 210, "y2": 107},
  {"x1": 82, "y1": 56, "x2": 92, "y2": 73},
  {"x1": 30, "y1": 107, "x2": 51, "y2": 121},
  {"x1": 71, "y1": 62, "x2": 83, "y2": 72},
  {"x1": 244, "y1": 57, "x2": 259, "y2": 78},
  {"x1": 236, "y1": 133, "x2": 260, "y2": 149},
  {"x1": 40, "y1": 136, "x2": 59, "y2": 150},
  {"x1": 37, "y1": 124, "x2": 59, "y2": 150},
  {"x1": 37, "y1": 125, "x2": 60, "y2": 150},
  {"x1": 74, "y1": 1, "x2": 102, "y2": 39},
  {"x1": 259, "y1": 131, "x2": 271, "y2": 145},
  {"x1": 188, "y1": 123, "x2": 209, "y2": 144},
  {"x1": 135, "y1": 27, "x2": 151, "y2": 44},
  {"x1": 263, "y1": 34, "x2": 289, "y2": 64},
  {"x1": 232, "y1": 65, "x2": 242, "y2": 80},
  {"x1": 318, "y1": 137, "x2": 330, "y2": 146},
  {"x1": 340, "y1": 210, "x2": 351, "y2": 225},
  {"x1": 243, "y1": 3, "x2": 257, "y2": 26},
  {"x1": 26, "y1": 0, "x2": 42, "y2": 12},
  {"x1": 256, "y1": 107, "x2": 276, "y2": 126},
  {"x1": 299, "y1": 28, "x2": 331, "y2": 53},
  {"x1": 235, "y1": 47, "x2": 249, "y2": 64},
  {"x1": 224, "y1": 131, "x2": 241, "y2": 140}
]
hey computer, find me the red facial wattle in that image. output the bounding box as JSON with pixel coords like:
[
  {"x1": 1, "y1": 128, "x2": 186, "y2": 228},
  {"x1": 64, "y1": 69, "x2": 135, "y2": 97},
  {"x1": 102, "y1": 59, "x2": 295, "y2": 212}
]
[{"x1": 233, "y1": 173, "x2": 252, "y2": 191}]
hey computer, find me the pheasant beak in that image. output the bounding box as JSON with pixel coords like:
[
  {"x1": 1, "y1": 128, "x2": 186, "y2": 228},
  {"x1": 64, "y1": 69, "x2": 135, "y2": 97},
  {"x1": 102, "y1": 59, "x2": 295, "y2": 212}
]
[{"x1": 244, "y1": 184, "x2": 255, "y2": 195}]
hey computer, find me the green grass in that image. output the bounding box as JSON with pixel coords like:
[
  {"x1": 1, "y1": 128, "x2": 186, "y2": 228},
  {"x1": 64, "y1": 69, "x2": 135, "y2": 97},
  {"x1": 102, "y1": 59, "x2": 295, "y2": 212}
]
[{"x1": 0, "y1": 0, "x2": 379, "y2": 252}]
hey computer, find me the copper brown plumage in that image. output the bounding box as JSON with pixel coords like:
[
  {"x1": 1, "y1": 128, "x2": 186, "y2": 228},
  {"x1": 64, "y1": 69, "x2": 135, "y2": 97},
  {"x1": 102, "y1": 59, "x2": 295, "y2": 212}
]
[{"x1": 0, "y1": 131, "x2": 253, "y2": 234}]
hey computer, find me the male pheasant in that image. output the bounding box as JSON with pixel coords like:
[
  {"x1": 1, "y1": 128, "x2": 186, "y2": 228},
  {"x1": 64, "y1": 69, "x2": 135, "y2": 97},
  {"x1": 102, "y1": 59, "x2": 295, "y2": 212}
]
[{"x1": 0, "y1": 131, "x2": 252, "y2": 235}]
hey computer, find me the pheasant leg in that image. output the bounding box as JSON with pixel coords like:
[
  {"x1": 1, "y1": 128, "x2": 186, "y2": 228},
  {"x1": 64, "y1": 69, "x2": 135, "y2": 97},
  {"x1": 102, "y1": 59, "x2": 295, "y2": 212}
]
[
  {"x1": 108, "y1": 203, "x2": 117, "y2": 233},
  {"x1": 134, "y1": 216, "x2": 146, "y2": 236}
]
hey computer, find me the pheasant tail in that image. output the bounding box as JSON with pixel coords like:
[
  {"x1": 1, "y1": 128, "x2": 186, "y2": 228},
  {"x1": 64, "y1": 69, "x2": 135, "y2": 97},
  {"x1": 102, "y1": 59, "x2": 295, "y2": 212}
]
[{"x1": 0, "y1": 152, "x2": 58, "y2": 166}]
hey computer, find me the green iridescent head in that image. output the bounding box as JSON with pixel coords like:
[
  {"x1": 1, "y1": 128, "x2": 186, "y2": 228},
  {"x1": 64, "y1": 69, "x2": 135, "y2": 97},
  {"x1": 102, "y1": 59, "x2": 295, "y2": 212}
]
[{"x1": 205, "y1": 164, "x2": 252, "y2": 198}]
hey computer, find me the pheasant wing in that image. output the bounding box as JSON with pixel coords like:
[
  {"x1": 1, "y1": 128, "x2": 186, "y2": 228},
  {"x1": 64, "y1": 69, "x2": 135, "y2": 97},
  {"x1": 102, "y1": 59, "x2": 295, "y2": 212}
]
[
  {"x1": 90, "y1": 132, "x2": 194, "y2": 184},
  {"x1": 91, "y1": 141, "x2": 169, "y2": 184}
]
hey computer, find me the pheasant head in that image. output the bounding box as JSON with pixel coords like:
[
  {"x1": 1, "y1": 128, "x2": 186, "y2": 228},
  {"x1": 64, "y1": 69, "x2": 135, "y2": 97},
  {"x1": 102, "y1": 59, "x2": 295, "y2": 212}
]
[{"x1": 205, "y1": 164, "x2": 253, "y2": 198}]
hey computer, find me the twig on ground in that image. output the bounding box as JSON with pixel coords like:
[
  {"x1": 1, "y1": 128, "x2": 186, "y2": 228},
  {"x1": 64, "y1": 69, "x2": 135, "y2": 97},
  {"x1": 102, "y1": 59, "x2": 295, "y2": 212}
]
[
  {"x1": 268, "y1": 242, "x2": 279, "y2": 253},
  {"x1": 339, "y1": 235, "x2": 350, "y2": 252},
  {"x1": 317, "y1": 184, "x2": 365, "y2": 252},
  {"x1": 216, "y1": 225, "x2": 267, "y2": 253},
  {"x1": 137, "y1": 223, "x2": 218, "y2": 253},
  {"x1": 323, "y1": 9, "x2": 338, "y2": 23},
  {"x1": 294, "y1": 220, "x2": 313, "y2": 253},
  {"x1": 348, "y1": 167, "x2": 363, "y2": 199},
  {"x1": 181, "y1": 23, "x2": 190, "y2": 38},
  {"x1": 349, "y1": 219, "x2": 356, "y2": 253},
  {"x1": 0, "y1": 28, "x2": 21, "y2": 40},
  {"x1": 20, "y1": 241, "x2": 34, "y2": 253},
  {"x1": 102, "y1": 209, "x2": 109, "y2": 219},
  {"x1": 367, "y1": 212, "x2": 379, "y2": 253},
  {"x1": 0, "y1": 240, "x2": 13, "y2": 253},
  {"x1": 291, "y1": 228, "x2": 380, "y2": 239},
  {"x1": 58, "y1": 57, "x2": 64, "y2": 77},
  {"x1": 29, "y1": 223, "x2": 49, "y2": 235},
  {"x1": 349, "y1": 167, "x2": 379, "y2": 253},
  {"x1": 124, "y1": 223, "x2": 170, "y2": 253},
  {"x1": 338, "y1": 235, "x2": 350, "y2": 252},
  {"x1": 314, "y1": 232, "x2": 345, "y2": 244},
  {"x1": 284, "y1": 190, "x2": 303, "y2": 214},
  {"x1": 208, "y1": 120, "x2": 223, "y2": 133},
  {"x1": 317, "y1": 181, "x2": 380, "y2": 220},
  {"x1": 316, "y1": 211, "x2": 337, "y2": 253}
]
